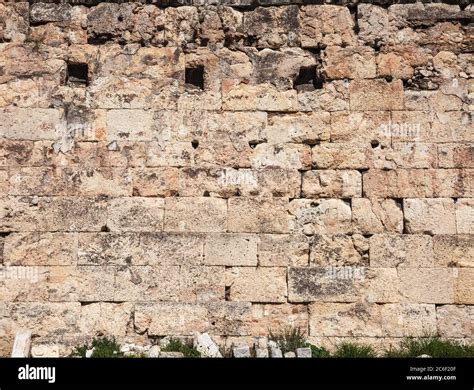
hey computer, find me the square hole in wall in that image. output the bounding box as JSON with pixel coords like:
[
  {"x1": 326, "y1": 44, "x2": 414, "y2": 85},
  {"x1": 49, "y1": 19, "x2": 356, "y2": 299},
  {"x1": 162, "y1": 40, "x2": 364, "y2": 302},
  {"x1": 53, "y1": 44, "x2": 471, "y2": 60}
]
[
  {"x1": 67, "y1": 63, "x2": 89, "y2": 86},
  {"x1": 185, "y1": 66, "x2": 204, "y2": 90},
  {"x1": 293, "y1": 65, "x2": 324, "y2": 92}
]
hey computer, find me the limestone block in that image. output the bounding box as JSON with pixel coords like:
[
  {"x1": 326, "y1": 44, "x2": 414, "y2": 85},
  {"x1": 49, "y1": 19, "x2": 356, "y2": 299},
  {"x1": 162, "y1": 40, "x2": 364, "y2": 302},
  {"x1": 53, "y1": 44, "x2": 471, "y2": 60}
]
[
  {"x1": 433, "y1": 235, "x2": 474, "y2": 268},
  {"x1": 322, "y1": 46, "x2": 376, "y2": 80},
  {"x1": 302, "y1": 170, "x2": 362, "y2": 198},
  {"x1": 225, "y1": 267, "x2": 287, "y2": 303},
  {"x1": 0, "y1": 3, "x2": 29, "y2": 42},
  {"x1": 352, "y1": 198, "x2": 403, "y2": 234},
  {"x1": 31, "y1": 344, "x2": 60, "y2": 358},
  {"x1": 309, "y1": 302, "x2": 382, "y2": 337},
  {"x1": 404, "y1": 198, "x2": 456, "y2": 235},
  {"x1": 455, "y1": 268, "x2": 474, "y2": 304},
  {"x1": 164, "y1": 6, "x2": 199, "y2": 47},
  {"x1": 258, "y1": 234, "x2": 309, "y2": 267},
  {"x1": 251, "y1": 143, "x2": 311, "y2": 170},
  {"x1": 4, "y1": 232, "x2": 77, "y2": 266},
  {"x1": 204, "y1": 233, "x2": 258, "y2": 266},
  {"x1": 456, "y1": 199, "x2": 474, "y2": 234},
  {"x1": 399, "y1": 268, "x2": 455, "y2": 304},
  {"x1": 194, "y1": 332, "x2": 222, "y2": 358},
  {"x1": 228, "y1": 198, "x2": 289, "y2": 234},
  {"x1": 349, "y1": 80, "x2": 404, "y2": 111},
  {"x1": 79, "y1": 302, "x2": 133, "y2": 338},
  {"x1": 107, "y1": 197, "x2": 165, "y2": 232},
  {"x1": 289, "y1": 199, "x2": 352, "y2": 235},
  {"x1": 310, "y1": 234, "x2": 368, "y2": 267},
  {"x1": 370, "y1": 234, "x2": 433, "y2": 268},
  {"x1": 164, "y1": 197, "x2": 227, "y2": 233},
  {"x1": 131, "y1": 167, "x2": 180, "y2": 197},
  {"x1": 266, "y1": 112, "x2": 330, "y2": 144},
  {"x1": 381, "y1": 304, "x2": 437, "y2": 337},
  {"x1": 300, "y1": 5, "x2": 355, "y2": 48},
  {"x1": 106, "y1": 109, "x2": 155, "y2": 141},
  {"x1": 436, "y1": 305, "x2": 473, "y2": 338},
  {"x1": 438, "y1": 144, "x2": 474, "y2": 169},
  {"x1": 357, "y1": 4, "x2": 389, "y2": 46},
  {"x1": 330, "y1": 111, "x2": 390, "y2": 144},
  {"x1": 11, "y1": 330, "x2": 31, "y2": 358},
  {"x1": 297, "y1": 80, "x2": 349, "y2": 112},
  {"x1": 312, "y1": 144, "x2": 370, "y2": 170},
  {"x1": 249, "y1": 304, "x2": 308, "y2": 336}
]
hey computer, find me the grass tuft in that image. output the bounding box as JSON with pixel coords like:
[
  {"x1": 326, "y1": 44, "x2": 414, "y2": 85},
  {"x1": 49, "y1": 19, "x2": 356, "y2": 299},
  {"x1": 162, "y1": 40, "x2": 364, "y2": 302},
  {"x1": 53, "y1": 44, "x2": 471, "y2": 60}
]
[
  {"x1": 333, "y1": 342, "x2": 377, "y2": 358},
  {"x1": 161, "y1": 338, "x2": 201, "y2": 358},
  {"x1": 384, "y1": 337, "x2": 474, "y2": 358},
  {"x1": 268, "y1": 326, "x2": 307, "y2": 354}
]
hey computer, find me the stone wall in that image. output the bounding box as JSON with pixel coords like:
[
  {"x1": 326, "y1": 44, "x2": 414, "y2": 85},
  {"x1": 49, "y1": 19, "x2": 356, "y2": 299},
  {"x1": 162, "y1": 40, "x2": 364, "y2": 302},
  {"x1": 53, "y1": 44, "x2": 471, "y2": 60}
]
[{"x1": 0, "y1": 0, "x2": 472, "y2": 355}]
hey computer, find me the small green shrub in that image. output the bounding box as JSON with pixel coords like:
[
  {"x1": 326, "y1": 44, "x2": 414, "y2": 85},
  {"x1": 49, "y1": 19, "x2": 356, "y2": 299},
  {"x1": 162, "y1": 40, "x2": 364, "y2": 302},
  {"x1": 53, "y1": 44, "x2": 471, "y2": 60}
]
[
  {"x1": 333, "y1": 342, "x2": 377, "y2": 358},
  {"x1": 70, "y1": 336, "x2": 124, "y2": 358},
  {"x1": 385, "y1": 337, "x2": 474, "y2": 358},
  {"x1": 268, "y1": 326, "x2": 307, "y2": 354},
  {"x1": 161, "y1": 338, "x2": 201, "y2": 358},
  {"x1": 305, "y1": 343, "x2": 331, "y2": 358}
]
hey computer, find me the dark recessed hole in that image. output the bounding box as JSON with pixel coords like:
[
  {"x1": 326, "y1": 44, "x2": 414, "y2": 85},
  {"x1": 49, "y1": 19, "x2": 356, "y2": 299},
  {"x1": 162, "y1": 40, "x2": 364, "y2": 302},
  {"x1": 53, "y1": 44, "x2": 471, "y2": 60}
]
[
  {"x1": 185, "y1": 66, "x2": 204, "y2": 90},
  {"x1": 371, "y1": 140, "x2": 380, "y2": 149},
  {"x1": 225, "y1": 286, "x2": 231, "y2": 301},
  {"x1": 67, "y1": 62, "x2": 89, "y2": 86},
  {"x1": 101, "y1": 225, "x2": 110, "y2": 232},
  {"x1": 118, "y1": 15, "x2": 124, "y2": 22},
  {"x1": 200, "y1": 38, "x2": 209, "y2": 47},
  {"x1": 191, "y1": 140, "x2": 199, "y2": 149},
  {"x1": 293, "y1": 65, "x2": 324, "y2": 92},
  {"x1": 203, "y1": 190, "x2": 210, "y2": 197},
  {"x1": 384, "y1": 75, "x2": 393, "y2": 82}
]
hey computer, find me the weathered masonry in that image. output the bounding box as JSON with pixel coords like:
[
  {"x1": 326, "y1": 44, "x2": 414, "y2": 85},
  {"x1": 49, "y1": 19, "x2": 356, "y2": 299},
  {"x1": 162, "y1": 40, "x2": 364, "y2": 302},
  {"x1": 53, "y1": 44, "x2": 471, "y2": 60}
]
[{"x1": 0, "y1": 0, "x2": 473, "y2": 356}]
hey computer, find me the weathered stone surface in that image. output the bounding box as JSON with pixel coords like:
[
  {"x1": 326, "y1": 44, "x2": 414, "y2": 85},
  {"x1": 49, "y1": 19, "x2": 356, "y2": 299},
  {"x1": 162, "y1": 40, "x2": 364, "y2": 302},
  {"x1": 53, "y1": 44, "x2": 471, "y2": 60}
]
[
  {"x1": 310, "y1": 234, "x2": 368, "y2": 267},
  {"x1": 164, "y1": 197, "x2": 227, "y2": 233},
  {"x1": 79, "y1": 302, "x2": 133, "y2": 338},
  {"x1": 370, "y1": 234, "x2": 433, "y2": 268},
  {"x1": 258, "y1": 234, "x2": 309, "y2": 267},
  {"x1": 455, "y1": 268, "x2": 474, "y2": 304},
  {"x1": 352, "y1": 199, "x2": 403, "y2": 234},
  {"x1": 249, "y1": 303, "x2": 308, "y2": 336},
  {"x1": 233, "y1": 344, "x2": 250, "y2": 358},
  {"x1": 225, "y1": 267, "x2": 287, "y2": 303},
  {"x1": 456, "y1": 199, "x2": 474, "y2": 234},
  {"x1": 266, "y1": 112, "x2": 330, "y2": 144},
  {"x1": 107, "y1": 197, "x2": 165, "y2": 232},
  {"x1": 194, "y1": 332, "x2": 222, "y2": 358},
  {"x1": 404, "y1": 198, "x2": 456, "y2": 235},
  {"x1": 228, "y1": 198, "x2": 289, "y2": 234},
  {"x1": 0, "y1": 109, "x2": 63, "y2": 140},
  {"x1": 251, "y1": 143, "x2": 311, "y2": 170},
  {"x1": 381, "y1": 304, "x2": 437, "y2": 337},
  {"x1": 0, "y1": 3, "x2": 29, "y2": 43},
  {"x1": 399, "y1": 268, "x2": 455, "y2": 304},
  {"x1": 302, "y1": 170, "x2": 361, "y2": 198},
  {"x1": 204, "y1": 233, "x2": 257, "y2": 266},
  {"x1": 323, "y1": 46, "x2": 376, "y2": 80},
  {"x1": 436, "y1": 305, "x2": 473, "y2": 338},
  {"x1": 289, "y1": 267, "x2": 399, "y2": 303},
  {"x1": 350, "y1": 80, "x2": 404, "y2": 111},
  {"x1": 433, "y1": 235, "x2": 473, "y2": 268}
]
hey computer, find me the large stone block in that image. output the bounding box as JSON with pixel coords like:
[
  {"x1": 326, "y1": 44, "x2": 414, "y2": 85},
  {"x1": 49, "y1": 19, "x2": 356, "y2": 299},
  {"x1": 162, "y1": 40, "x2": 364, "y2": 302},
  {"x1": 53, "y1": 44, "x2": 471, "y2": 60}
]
[
  {"x1": 131, "y1": 167, "x2": 180, "y2": 197},
  {"x1": 204, "y1": 233, "x2": 258, "y2": 266},
  {"x1": 266, "y1": 112, "x2": 330, "y2": 144},
  {"x1": 0, "y1": 109, "x2": 63, "y2": 140},
  {"x1": 164, "y1": 197, "x2": 227, "y2": 233},
  {"x1": 381, "y1": 303, "x2": 437, "y2": 337},
  {"x1": 399, "y1": 268, "x2": 455, "y2": 304},
  {"x1": 352, "y1": 198, "x2": 403, "y2": 234},
  {"x1": 79, "y1": 302, "x2": 133, "y2": 338},
  {"x1": 312, "y1": 144, "x2": 370, "y2": 170},
  {"x1": 455, "y1": 268, "x2": 474, "y2": 304},
  {"x1": 404, "y1": 198, "x2": 456, "y2": 235},
  {"x1": 250, "y1": 304, "x2": 308, "y2": 336},
  {"x1": 436, "y1": 305, "x2": 473, "y2": 338},
  {"x1": 225, "y1": 267, "x2": 287, "y2": 303},
  {"x1": 228, "y1": 198, "x2": 289, "y2": 234},
  {"x1": 322, "y1": 46, "x2": 376, "y2": 80},
  {"x1": 349, "y1": 80, "x2": 404, "y2": 111},
  {"x1": 310, "y1": 234, "x2": 368, "y2": 267},
  {"x1": 302, "y1": 170, "x2": 362, "y2": 198},
  {"x1": 456, "y1": 199, "x2": 474, "y2": 234},
  {"x1": 433, "y1": 235, "x2": 473, "y2": 268},
  {"x1": 0, "y1": 3, "x2": 29, "y2": 42},
  {"x1": 251, "y1": 143, "x2": 311, "y2": 170},
  {"x1": 258, "y1": 234, "x2": 309, "y2": 267},
  {"x1": 370, "y1": 234, "x2": 433, "y2": 268},
  {"x1": 107, "y1": 197, "x2": 165, "y2": 232}
]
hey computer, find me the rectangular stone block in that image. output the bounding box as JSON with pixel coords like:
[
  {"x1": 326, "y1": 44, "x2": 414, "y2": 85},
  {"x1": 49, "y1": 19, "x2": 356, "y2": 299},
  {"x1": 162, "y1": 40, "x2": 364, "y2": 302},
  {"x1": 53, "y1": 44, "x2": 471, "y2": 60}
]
[
  {"x1": 251, "y1": 143, "x2": 311, "y2": 170},
  {"x1": 349, "y1": 80, "x2": 404, "y2": 111},
  {"x1": 134, "y1": 303, "x2": 209, "y2": 336},
  {"x1": 399, "y1": 268, "x2": 455, "y2": 304},
  {"x1": 107, "y1": 197, "x2": 165, "y2": 232},
  {"x1": 381, "y1": 303, "x2": 437, "y2": 337},
  {"x1": 0, "y1": 108, "x2": 63, "y2": 140},
  {"x1": 289, "y1": 199, "x2": 352, "y2": 235},
  {"x1": 456, "y1": 199, "x2": 473, "y2": 234},
  {"x1": 312, "y1": 143, "x2": 370, "y2": 169},
  {"x1": 310, "y1": 234, "x2": 368, "y2": 267},
  {"x1": 370, "y1": 234, "x2": 433, "y2": 268},
  {"x1": 373, "y1": 143, "x2": 437, "y2": 170},
  {"x1": 322, "y1": 46, "x2": 376, "y2": 80},
  {"x1": 131, "y1": 167, "x2": 180, "y2": 197},
  {"x1": 309, "y1": 302, "x2": 382, "y2": 337},
  {"x1": 4, "y1": 232, "x2": 77, "y2": 266},
  {"x1": 204, "y1": 233, "x2": 258, "y2": 266},
  {"x1": 436, "y1": 305, "x2": 473, "y2": 338},
  {"x1": 352, "y1": 198, "x2": 403, "y2": 234},
  {"x1": 259, "y1": 234, "x2": 309, "y2": 267},
  {"x1": 455, "y1": 268, "x2": 474, "y2": 304},
  {"x1": 266, "y1": 112, "x2": 330, "y2": 144},
  {"x1": 433, "y1": 235, "x2": 473, "y2": 267},
  {"x1": 438, "y1": 144, "x2": 474, "y2": 168},
  {"x1": 228, "y1": 198, "x2": 289, "y2": 233},
  {"x1": 225, "y1": 267, "x2": 287, "y2": 303},
  {"x1": 302, "y1": 170, "x2": 361, "y2": 198},
  {"x1": 330, "y1": 111, "x2": 390, "y2": 144},
  {"x1": 288, "y1": 267, "x2": 399, "y2": 303},
  {"x1": 106, "y1": 109, "x2": 155, "y2": 141},
  {"x1": 250, "y1": 304, "x2": 308, "y2": 336},
  {"x1": 79, "y1": 302, "x2": 133, "y2": 338},
  {"x1": 404, "y1": 198, "x2": 456, "y2": 234},
  {"x1": 164, "y1": 197, "x2": 227, "y2": 233}
]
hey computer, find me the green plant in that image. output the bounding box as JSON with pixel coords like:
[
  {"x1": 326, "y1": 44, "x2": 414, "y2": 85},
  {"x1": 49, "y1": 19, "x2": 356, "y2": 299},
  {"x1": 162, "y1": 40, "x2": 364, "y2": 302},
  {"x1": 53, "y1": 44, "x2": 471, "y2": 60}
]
[
  {"x1": 161, "y1": 338, "x2": 201, "y2": 358},
  {"x1": 333, "y1": 342, "x2": 377, "y2": 358},
  {"x1": 70, "y1": 336, "x2": 124, "y2": 358},
  {"x1": 268, "y1": 326, "x2": 307, "y2": 354},
  {"x1": 385, "y1": 337, "x2": 474, "y2": 358},
  {"x1": 305, "y1": 343, "x2": 331, "y2": 358}
]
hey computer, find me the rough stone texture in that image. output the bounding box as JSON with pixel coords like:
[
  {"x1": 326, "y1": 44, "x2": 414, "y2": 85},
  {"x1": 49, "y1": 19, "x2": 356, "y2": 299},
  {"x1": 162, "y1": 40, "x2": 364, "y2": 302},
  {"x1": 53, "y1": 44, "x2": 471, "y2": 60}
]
[{"x1": 0, "y1": 1, "x2": 471, "y2": 355}]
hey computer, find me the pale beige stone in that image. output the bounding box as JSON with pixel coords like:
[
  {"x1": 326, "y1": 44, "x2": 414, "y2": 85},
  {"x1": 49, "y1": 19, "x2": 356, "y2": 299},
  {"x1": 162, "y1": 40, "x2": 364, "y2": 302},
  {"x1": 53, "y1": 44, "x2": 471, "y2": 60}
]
[
  {"x1": 0, "y1": 108, "x2": 63, "y2": 140},
  {"x1": 251, "y1": 143, "x2": 311, "y2": 170},
  {"x1": 204, "y1": 233, "x2": 258, "y2": 266},
  {"x1": 456, "y1": 199, "x2": 474, "y2": 234},
  {"x1": 250, "y1": 304, "x2": 308, "y2": 336},
  {"x1": 131, "y1": 167, "x2": 180, "y2": 197},
  {"x1": 258, "y1": 234, "x2": 309, "y2": 267},
  {"x1": 302, "y1": 170, "x2": 361, "y2": 198},
  {"x1": 310, "y1": 234, "x2": 368, "y2": 267},
  {"x1": 436, "y1": 305, "x2": 473, "y2": 338},
  {"x1": 228, "y1": 198, "x2": 289, "y2": 234},
  {"x1": 455, "y1": 268, "x2": 474, "y2": 304},
  {"x1": 350, "y1": 79, "x2": 404, "y2": 111},
  {"x1": 404, "y1": 198, "x2": 456, "y2": 234},
  {"x1": 352, "y1": 198, "x2": 403, "y2": 234},
  {"x1": 266, "y1": 112, "x2": 330, "y2": 144},
  {"x1": 323, "y1": 46, "x2": 376, "y2": 80},
  {"x1": 312, "y1": 144, "x2": 370, "y2": 169},
  {"x1": 433, "y1": 235, "x2": 474, "y2": 267},
  {"x1": 79, "y1": 302, "x2": 133, "y2": 337},
  {"x1": 225, "y1": 267, "x2": 287, "y2": 303},
  {"x1": 399, "y1": 268, "x2": 455, "y2": 304},
  {"x1": 370, "y1": 234, "x2": 433, "y2": 268},
  {"x1": 381, "y1": 303, "x2": 437, "y2": 337},
  {"x1": 107, "y1": 197, "x2": 164, "y2": 232},
  {"x1": 164, "y1": 197, "x2": 227, "y2": 233}
]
